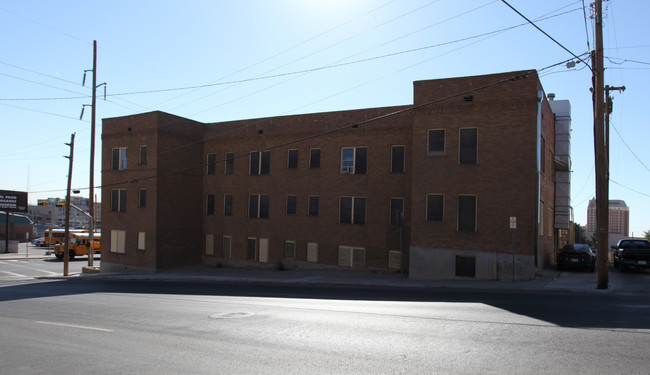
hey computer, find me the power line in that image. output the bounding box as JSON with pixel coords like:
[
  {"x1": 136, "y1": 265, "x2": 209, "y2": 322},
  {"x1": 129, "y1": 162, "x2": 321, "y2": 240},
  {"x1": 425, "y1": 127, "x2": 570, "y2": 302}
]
[
  {"x1": 610, "y1": 180, "x2": 650, "y2": 198},
  {"x1": 1, "y1": 6, "x2": 581, "y2": 105},
  {"x1": 610, "y1": 121, "x2": 650, "y2": 173},
  {"x1": 500, "y1": 0, "x2": 592, "y2": 71}
]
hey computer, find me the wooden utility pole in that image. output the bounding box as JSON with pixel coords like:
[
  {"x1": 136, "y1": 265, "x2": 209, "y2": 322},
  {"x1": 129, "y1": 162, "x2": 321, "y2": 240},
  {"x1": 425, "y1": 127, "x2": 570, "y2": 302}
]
[
  {"x1": 88, "y1": 40, "x2": 97, "y2": 267},
  {"x1": 593, "y1": 0, "x2": 608, "y2": 289},
  {"x1": 63, "y1": 133, "x2": 75, "y2": 277}
]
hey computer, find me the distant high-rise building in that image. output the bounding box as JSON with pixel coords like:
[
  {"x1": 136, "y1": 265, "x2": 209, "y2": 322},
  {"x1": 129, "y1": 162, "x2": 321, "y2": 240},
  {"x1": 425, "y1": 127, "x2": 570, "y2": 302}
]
[{"x1": 587, "y1": 199, "x2": 629, "y2": 236}]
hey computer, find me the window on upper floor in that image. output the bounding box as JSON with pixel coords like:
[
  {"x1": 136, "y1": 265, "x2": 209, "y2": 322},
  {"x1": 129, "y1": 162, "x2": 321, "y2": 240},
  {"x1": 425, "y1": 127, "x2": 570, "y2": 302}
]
[
  {"x1": 391, "y1": 146, "x2": 405, "y2": 173},
  {"x1": 138, "y1": 189, "x2": 146, "y2": 208},
  {"x1": 111, "y1": 189, "x2": 127, "y2": 212},
  {"x1": 206, "y1": 153, "x2": 216, "y2": 175},
  {"x1": 225, "y1": 152, "x2": 234, "y2": 174},
  {"x1": 459, "y1": 128, "x2": 478, "y2": 164},
  {"x1": 458, "y1": 195, "x2": 477, "y2": 232},
  {"x1": 112, "y1": 148, "x2": 127, "y2": 171},
  {"x1": 309, "y1": 148, "x2": 321, "y2": 168},
  {"x1": 224, "y1": 194, "x2": 233, "y2": 216},
  {"x1": 340, "y1": 197, "x2": 366, "y2": 224},
  {"x1": 308, "y1": 195, "x2": 319, "y2": 216},
  {"x1": 288, "y1": 149, "x2": 298, "y2": 169},
  {"x1": 286, "y1": 195, "x2": 297, "y2": 215},
  {"x1": 249, "y1": 194, "x2": 269, "y2": 218},
  {"x1": 206, "y1": 194, "x2": 215, "y2": 215},
  {"x1": 426, "y1": 194, "x2": 444, "y2": 221},
  {"x1": 428, "y1": 129, "x2": 445, "y2": 156},
  {"x1": 139, "y1": 146, "x2": 147, "y2": 166},
  {"x1": 250, "y1": 151, "x2": 270, "y2": 175},
  {"x1": 390, "y1": 198, "x2": 404, "y2": 226},
  {"x1": 341, "y1": 147, "x2": 367, "y2": 174}
]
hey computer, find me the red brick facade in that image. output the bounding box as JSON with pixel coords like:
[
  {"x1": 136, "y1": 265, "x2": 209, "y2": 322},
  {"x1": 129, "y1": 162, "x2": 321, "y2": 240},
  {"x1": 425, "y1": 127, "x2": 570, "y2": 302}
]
[{"x1": 100, "y1": 70, "x2": 567, "y2": 280}]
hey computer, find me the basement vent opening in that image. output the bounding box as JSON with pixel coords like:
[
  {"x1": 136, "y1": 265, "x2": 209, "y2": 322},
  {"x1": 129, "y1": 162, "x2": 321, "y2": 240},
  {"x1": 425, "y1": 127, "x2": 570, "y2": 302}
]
[
  {"x1": 455, "y1": 255, "x2": 476, "y2": 278},
  {"x1": 464, "y1": 96, "x2": 474, "y2": 102}
]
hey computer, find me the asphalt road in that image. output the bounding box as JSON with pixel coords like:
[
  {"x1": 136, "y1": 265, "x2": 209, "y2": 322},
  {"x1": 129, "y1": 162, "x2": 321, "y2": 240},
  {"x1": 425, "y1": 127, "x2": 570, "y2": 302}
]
[{"x1": 1, "y1": 277, "x2": 649, "y2": 375}]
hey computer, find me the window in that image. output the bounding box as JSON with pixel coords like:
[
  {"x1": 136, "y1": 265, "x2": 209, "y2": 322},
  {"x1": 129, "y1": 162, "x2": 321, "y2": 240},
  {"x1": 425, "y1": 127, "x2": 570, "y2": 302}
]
[
  {"x1": 428, "y1": 129, "x2": 445, "y2": 156},
  {"x1": 341, "y1": 147, "x2": 367, "y2": 174},
  {"x1": 459, "y1": 128, "x2": 478, "y2": 164},
  {"x1": 247, "y1": 238, "x2": 257, "y2": 261},
  {"x1": 111, "y1": 189, "x2": 127, "y2": 212},
  {"x1": 205, "y1": 234, "x2": 214, "y2": 255},
  {"x1": 110, "y1": 230, "x2": 126, "y2": 254},
  {"x1": 206, "y1": 194, "x2": 215, "y2": 215},
  {"x1": 307, "y1": 242, "x2": 318, "y2": 263},
  {"x1": 138, "y1": 232, "x2": 146, "y2": 251},
  {"x1": 249, "y1": 194, "x2": 269, "y2": 218},
  {"x1": 338, "y1": 246, "x2": 365, "y2": 267},
  {"x1": 340, "y1": 197, "x2": 366, "y2": 224},
  {"x1": 390, "y1": 198, "x2": 404, "y2": 226},
  {"x1": 207, "y1": 153, "x2": 216, "y2": 175},
  {"x1": 286, "y1": 195, "x2": 297, "y2": 215},
  {"x1": 308, "y1": 196, "x2": 319, "y2": 216},
  {"x1": 388, "y1": 250, "x2": 401, "y2": 270},
  {"x1": 138, "y1": 188, "x2": 146, "y2": 208},
  {"x1": 458, "y1": 195, "x2": 477, "y2": 232},
  {"x1": 222, "y1": 236, "x2": 232, "y2": 259},
  {"x1": 225, "y1": 152, "x2": 234, "y2": 174},
  {"x1": 139, "y1": 146, "x2": 147, "y2": 166},
  {"x1": 426, "y1": 194, "x2": 444, "y2": 221},
  {"x1": 309, "y1": 148, "x2": 321, "y2": 168},
  {"x1": 250, "y1": 151, "x2": 270, "y2": 175},
  {"x1": 224, "y1": 194, "x2": 233, "y2": 216},
  {"x1": 391, "y1": 146, "x2": 405, "y2": 173},
  {"x1": 285, "y1": 241, "x2": 296, "y2": 259},
  {"x1": 112, "y1": 147, "x2": 127, "y2": 171},
  {"x1": 288, "y1": 149, "x2": 298, "y2": 169}
]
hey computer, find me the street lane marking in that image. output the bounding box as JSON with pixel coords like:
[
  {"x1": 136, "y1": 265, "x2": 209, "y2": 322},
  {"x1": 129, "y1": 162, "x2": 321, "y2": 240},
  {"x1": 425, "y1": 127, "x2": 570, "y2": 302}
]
[
  {"x1": 0, "y1": 270, "x2": 28, "y2": 278},
  {"x1": 35, "y1": 321, "x2": 113, "y2": 332}
]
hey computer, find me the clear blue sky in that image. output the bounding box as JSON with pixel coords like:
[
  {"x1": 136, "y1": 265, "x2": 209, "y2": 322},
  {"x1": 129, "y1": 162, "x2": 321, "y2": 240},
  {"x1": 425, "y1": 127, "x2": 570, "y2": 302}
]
[{"x1": 1, "y1": 0, "x2": 648, "y2": 236}]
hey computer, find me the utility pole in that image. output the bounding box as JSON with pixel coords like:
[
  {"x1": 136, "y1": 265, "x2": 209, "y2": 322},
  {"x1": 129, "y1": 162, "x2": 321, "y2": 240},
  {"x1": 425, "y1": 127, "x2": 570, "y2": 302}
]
[
  {"x1": 593, "y1": 0, "x2": 608, "y2": 289},
  {"x1": 88, "y1": 40, "x2": 97, "y2": 267},
  {"x1": 82, "y1": 40, "x2": 104, "y2": 268},
  {"x1": 63, "y1": 133, "x2": 75, "y2": 277}
]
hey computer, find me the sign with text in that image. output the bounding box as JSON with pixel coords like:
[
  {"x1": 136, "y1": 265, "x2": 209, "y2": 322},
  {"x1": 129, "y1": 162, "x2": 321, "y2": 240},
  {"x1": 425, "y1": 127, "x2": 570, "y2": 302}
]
[
  {"x1": 0, "y1": 190, "x2": 28, "y2": 213},
  {"x1": 509, "y1": 216, "x2": 517, "y2": 229}
]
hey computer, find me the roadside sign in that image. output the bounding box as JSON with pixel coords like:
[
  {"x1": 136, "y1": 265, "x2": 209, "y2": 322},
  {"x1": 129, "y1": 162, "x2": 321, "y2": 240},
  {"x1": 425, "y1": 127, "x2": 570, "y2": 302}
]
[
  {"x1": 510, "y1": 216, "x2": 517, "y2": 229},
  {"x1": 0, "y1": 190, "x2": 28, "y2": 213}
]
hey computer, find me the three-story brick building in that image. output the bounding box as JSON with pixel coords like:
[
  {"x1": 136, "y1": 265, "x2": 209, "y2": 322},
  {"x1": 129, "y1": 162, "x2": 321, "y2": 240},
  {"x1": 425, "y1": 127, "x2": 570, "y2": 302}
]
[{"x1": 100, "y1": 70, "x2": 571, "y2": 280}]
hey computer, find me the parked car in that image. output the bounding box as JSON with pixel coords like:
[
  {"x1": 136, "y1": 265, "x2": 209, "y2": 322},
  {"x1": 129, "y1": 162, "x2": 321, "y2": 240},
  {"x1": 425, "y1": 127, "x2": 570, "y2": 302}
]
[
  {"x1": 557, "y1": 244, "x2": 596, "y2": 272},
  {"x1": 612, "y1": 239, "x2": 650, "y2": 271},
  {"x1": 31, "y1": 237, "x2": 46, "y2": 247}
]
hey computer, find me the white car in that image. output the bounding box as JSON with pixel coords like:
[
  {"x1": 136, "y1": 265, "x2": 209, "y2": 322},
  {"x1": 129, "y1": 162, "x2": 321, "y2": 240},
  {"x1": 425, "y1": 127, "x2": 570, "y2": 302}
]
[{"x1": 31, "y1": 237, "x2": 46, "y2": 247}]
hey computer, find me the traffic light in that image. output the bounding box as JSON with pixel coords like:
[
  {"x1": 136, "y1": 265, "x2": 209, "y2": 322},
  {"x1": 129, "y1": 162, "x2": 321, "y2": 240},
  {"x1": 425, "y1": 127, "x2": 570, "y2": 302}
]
[
  {"x1": 55, "y1": 201, "x2": 66, "y2": 208},
  {"x1": 37, "y1": 200, "x2": 49, "y2": 206}
]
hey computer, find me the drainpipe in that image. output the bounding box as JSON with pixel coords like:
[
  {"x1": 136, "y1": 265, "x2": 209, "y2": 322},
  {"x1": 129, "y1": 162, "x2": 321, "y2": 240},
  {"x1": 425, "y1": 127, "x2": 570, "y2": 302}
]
[{"x1": 535, "y1": 90, "x2": 544, "y2": 268}]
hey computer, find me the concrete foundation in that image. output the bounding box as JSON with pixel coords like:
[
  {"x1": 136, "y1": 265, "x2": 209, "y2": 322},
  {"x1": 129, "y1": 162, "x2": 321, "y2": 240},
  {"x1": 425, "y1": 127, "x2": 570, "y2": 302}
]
[{"x1": 409, "y1": 246, "x2": 535, "y2": 281}]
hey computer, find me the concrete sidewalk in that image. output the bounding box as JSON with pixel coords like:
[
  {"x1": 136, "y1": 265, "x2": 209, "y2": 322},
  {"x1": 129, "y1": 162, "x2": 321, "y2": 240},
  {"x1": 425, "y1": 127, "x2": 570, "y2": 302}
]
[
  {"x1": 79, "y1": 264, "x2": 623, "y2": 295},
  {"x1": 1, "y1": 242, "x2": 626, "y2": 294},
  {"x1": 0, "y1": 242, "x2": 54, "y2": 260}
]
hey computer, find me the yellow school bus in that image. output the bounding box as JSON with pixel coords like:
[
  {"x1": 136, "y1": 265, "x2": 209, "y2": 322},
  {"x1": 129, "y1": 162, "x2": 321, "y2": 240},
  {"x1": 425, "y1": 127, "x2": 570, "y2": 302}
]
[
  {"x1": 54, "y1": 232, "x2": 101, "y2": 260},
  {"x1": 44, "y1": 228, "x2": 85, "y2": 246}
]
